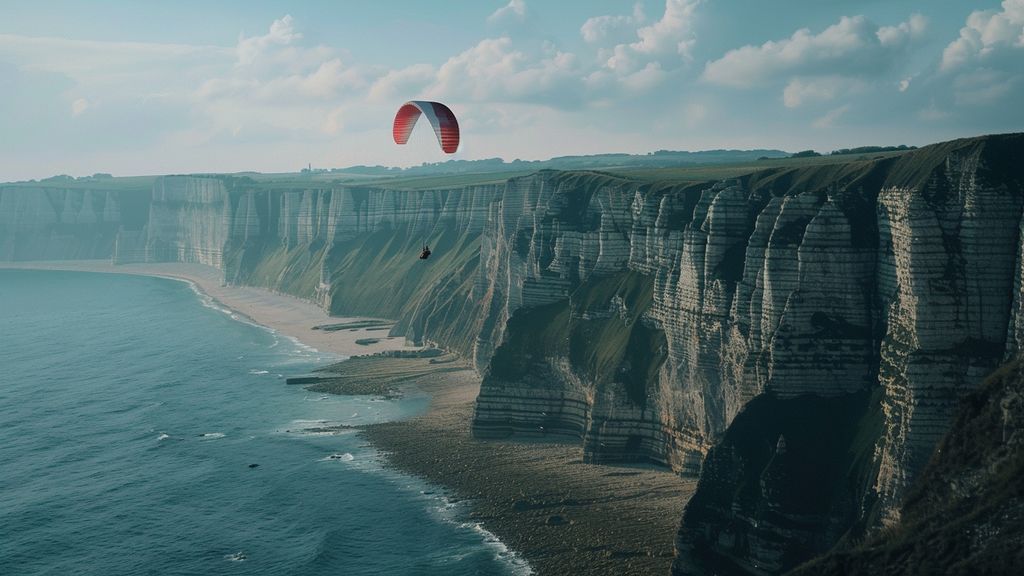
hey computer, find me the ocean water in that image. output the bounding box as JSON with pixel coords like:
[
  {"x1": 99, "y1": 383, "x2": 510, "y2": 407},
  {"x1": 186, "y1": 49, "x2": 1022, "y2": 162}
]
[{"x1": 0, "y1": 269, "x2": 528, "y2": 576}]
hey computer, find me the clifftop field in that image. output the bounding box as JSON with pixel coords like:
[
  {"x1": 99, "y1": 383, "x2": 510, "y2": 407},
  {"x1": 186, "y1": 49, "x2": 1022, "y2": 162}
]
[{"x1": 4, "y1": 145, "x2": 913, "y2": 191}]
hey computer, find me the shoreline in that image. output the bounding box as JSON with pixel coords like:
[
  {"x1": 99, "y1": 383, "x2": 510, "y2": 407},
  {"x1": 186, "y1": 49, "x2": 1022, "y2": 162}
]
[
  {"x1": 0, "y1": 260, "x2": 418, "y2": 358},
  {"x1": 362, "y1": 369, "x2": 696, "y2": 576},
  {"x1": 1, "y1": 260, "x2": 696, "y2": 575}
]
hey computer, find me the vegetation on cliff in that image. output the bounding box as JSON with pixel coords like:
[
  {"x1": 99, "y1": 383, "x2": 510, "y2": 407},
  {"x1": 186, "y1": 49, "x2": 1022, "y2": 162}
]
[{"x1": 790, "y1": 357, "x2": 1024, "y2": 576}]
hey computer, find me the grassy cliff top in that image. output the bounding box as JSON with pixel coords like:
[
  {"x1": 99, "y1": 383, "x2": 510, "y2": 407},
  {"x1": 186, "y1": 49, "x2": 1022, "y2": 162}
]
[{"x1": 4, "y1": 133, "x2": 1018, "y2": 194}]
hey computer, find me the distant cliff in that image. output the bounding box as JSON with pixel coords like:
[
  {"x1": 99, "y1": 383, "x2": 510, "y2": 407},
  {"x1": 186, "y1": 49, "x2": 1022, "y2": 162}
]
[
  {"x1": 0, "y1": 184, "x2": 149, "y2": 260},
  {"x1": 2, "y1": 133, "x2": 1022, "y2": 575}
]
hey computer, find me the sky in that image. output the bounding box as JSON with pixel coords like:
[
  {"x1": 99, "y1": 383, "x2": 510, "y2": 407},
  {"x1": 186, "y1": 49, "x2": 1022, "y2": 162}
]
[{"x1": 1, "y1": 0, "x2": 1022, "y2": 180}]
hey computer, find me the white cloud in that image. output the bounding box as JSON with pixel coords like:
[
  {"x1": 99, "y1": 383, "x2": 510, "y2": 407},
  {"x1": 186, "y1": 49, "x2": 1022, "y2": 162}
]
[
  {"x1": 877, "y1": 13, "x2": 927, "y2": 48},
  {"x1": 368, "y1": 63, "x2": 436, "y2": 102},
  {"x1": 597, "y1": 0, "x2": 701, "y2": 75},
  {"x1": 0, "y1": 33, "x2": 228, "y2": 87},
  {"x1": 424, "y1": 37, "x2": 579, "y2": 106},
  {"x1": 941, "y1": 0, "x2": 1024, "y2": 71},
  {"x1": 488, "y1": 0, "x2": 526, "y2": 24},
  {"x1": 812, "y1": 104, "x2": 850, "y2": 128},
  {"x1": 933, "y1": 1, "x2": 1024, "y2": 116},
  {"x1": 186, "y1": 16, "x2": 376, "y2": 141},
  {"x1": 323, "y1": 106, "x2": 344, "y2": 135},
  {"x1": 71, "y1": 98, "x2": 89, "y2": 117},
  {"x1": 782, "y1": 76, "x2": 861, "y2": 108},
  {"x1": 580, "y1": 4, "x2": 645, "y2": 45},
  {"x1": 237, "y1": 15, "x2": 302, "y2": 66},
  {"x1": 703, "y1": 15, "x2": 925, "y2": 88}
]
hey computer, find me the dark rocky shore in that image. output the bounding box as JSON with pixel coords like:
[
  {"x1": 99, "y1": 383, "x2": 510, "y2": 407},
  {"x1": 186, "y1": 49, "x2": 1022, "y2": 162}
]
[{"x1": 349, "y1": 357, "x2": 695, "y2": 576}]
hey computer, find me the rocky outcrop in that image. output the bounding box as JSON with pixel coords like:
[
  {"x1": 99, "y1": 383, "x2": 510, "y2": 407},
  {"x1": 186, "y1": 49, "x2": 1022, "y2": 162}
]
[
  {"x1": 789, "y1": 356, "x2": 1024, "y2": 576},
  {"x1": 871, "y1": 145, "x2": 1023, "y2": 525},
  {"x1": 669, "y1": 136, "x2": 1024, "y2": 574},
  {"x1": 672, "y1": 391, "x2": 878, "y2": 575}
]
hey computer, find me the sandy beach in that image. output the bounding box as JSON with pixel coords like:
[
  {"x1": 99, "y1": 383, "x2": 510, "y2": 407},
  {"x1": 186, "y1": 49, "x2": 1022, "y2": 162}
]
[{"x1": 1, "y1": 260, "x2": 695, "y2": 575}]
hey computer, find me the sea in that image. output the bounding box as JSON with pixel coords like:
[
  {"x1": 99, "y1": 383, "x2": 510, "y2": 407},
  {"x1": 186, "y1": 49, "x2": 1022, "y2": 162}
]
[{"x1": 0, "y1": 269, "x2": 529, "y2": 576}]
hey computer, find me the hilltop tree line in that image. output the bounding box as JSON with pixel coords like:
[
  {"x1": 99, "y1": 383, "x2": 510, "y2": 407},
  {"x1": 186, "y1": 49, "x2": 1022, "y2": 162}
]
[{"x1": 788, "y1": 145, "x2": 918, "y2": 158}]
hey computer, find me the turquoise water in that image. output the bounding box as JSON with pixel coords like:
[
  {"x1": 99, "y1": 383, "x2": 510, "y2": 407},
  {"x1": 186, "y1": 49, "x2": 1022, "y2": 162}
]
[{"x1": 0, "y1": 269, "x2": 528, "y2": 576}]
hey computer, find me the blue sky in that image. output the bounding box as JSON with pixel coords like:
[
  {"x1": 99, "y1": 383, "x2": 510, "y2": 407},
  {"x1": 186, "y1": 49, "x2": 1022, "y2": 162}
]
[{"x1": 1, "y1": 0, "x2": 1022, "y2": 179}]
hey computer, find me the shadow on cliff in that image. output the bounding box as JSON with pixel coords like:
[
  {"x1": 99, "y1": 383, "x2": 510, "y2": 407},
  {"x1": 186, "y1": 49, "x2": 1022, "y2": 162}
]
[{"x1": 788, "y1": 357, "x2": 1024, "y2": 576}]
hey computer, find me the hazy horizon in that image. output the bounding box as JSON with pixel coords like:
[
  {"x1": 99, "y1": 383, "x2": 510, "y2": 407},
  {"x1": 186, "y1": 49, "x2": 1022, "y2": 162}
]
[{"x1": 2, "y1": 0, "x2": 1023, "y2": 180}]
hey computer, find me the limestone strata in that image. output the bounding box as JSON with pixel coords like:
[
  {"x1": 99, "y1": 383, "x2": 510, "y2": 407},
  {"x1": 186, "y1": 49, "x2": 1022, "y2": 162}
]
[
  {"x1": 671, "y1": 136, "x2": 1024, "y2": 574},
  {"x1": 144, "y1": 176, "x2": 232, "y2": 267},
  {"x1": 871, "y1": 146, "x2": 1023, "y2": 524},
  {"x1": 0, "y1": 187, "x2": 126, "y2": 260},
  {"x1": 470, "y1": 171, "x2": 887, "y2": 476}
]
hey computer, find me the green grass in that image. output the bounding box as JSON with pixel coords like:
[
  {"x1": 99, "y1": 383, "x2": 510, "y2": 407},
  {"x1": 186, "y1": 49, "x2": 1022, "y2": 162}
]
[
  {"x1": 790, "y1": 358, "x2": 1024, "y2": 576},
  {"x1": 614, "y1": 150, "x2": 911, "y2": 183},
  {"x1": 486, "y1": 270, "x2": 664, "y2": 407},
  {"x1": 3, "y1": 175, "x2": 158, "y2": 191}
]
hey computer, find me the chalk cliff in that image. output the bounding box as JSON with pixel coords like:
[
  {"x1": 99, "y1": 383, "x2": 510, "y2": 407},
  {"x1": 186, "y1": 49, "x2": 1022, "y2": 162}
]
[
  {"x1": 0, "y1": 186, "x2": 129, "y2": 260},
  {"x1": 2, "y1": 133, "x2": 1022, "y2": 574},
  {"x1": 789, "y1": 356, "x2": 1024, "y2": 576}
]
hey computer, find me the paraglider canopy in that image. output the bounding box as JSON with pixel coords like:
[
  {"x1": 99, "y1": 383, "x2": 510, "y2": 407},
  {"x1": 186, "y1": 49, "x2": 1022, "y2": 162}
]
[{"x1": 393, "y1": 101, "x2": 460, "y2": 154}]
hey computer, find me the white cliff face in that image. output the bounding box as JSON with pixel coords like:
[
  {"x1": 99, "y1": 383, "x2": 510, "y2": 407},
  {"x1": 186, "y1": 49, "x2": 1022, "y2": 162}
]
[
  {"x1": 0, "y1": 187, "x2": 124, "y2": 260},
  {"x1": 470, "y1": 175, "x2": 879, "y2": 471},
  {"x1": 872, "y1": 147, "x2": 1023, "y2": 524},
  {"x1": 471, "y1": 137, "x2": 1024, "y2": 525},
  {"x1": 145, "y1": 176, "x2": 231, "y2": 268}
]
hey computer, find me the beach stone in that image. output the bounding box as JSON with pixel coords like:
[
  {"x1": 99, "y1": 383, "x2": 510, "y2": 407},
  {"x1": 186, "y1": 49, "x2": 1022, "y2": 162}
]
[{"x1": 545, "y1": 514, "x2": 568, "y2": 526}]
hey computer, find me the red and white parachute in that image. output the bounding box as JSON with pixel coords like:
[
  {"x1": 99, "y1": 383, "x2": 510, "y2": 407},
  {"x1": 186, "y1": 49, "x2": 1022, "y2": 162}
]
[{"x1": 392, "y1": 101, "x2": 460, "y2": 154}]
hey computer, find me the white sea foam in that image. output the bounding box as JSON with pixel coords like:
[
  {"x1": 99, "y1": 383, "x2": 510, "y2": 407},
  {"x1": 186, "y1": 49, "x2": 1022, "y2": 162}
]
[
  {"x1": 466, "y1": 522, "x2": 533, "y2": 575},
  {"x1": 157, "y1": 433, "x2": 170, "y2": 441},
  {"x1": 224, "y1": 551, "x2": 247, "y2": 562},
  {"x1": 187, "y1": 282, "x2": 233, "y2": 317},
  {"x1": 198, "y1": 432, "x2": 225, "y2": 439},
  {"x1": 248, "y1": 369, "x2": 270, "y2": 375},
  {"x1": 419, "y1": 489, "x2": 534, "y2": 575},
  {"x1": 319, "y1": 452, "x2": 355, "y2": 462},
  {"x1": 176, "y1": 269, "x2": 346, "y2": 366}
]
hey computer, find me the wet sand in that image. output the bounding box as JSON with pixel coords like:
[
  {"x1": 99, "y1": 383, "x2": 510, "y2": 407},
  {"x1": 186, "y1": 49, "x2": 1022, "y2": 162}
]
[{"x1": 1, "y1": 259, "x2": 696, "y2": 574}]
